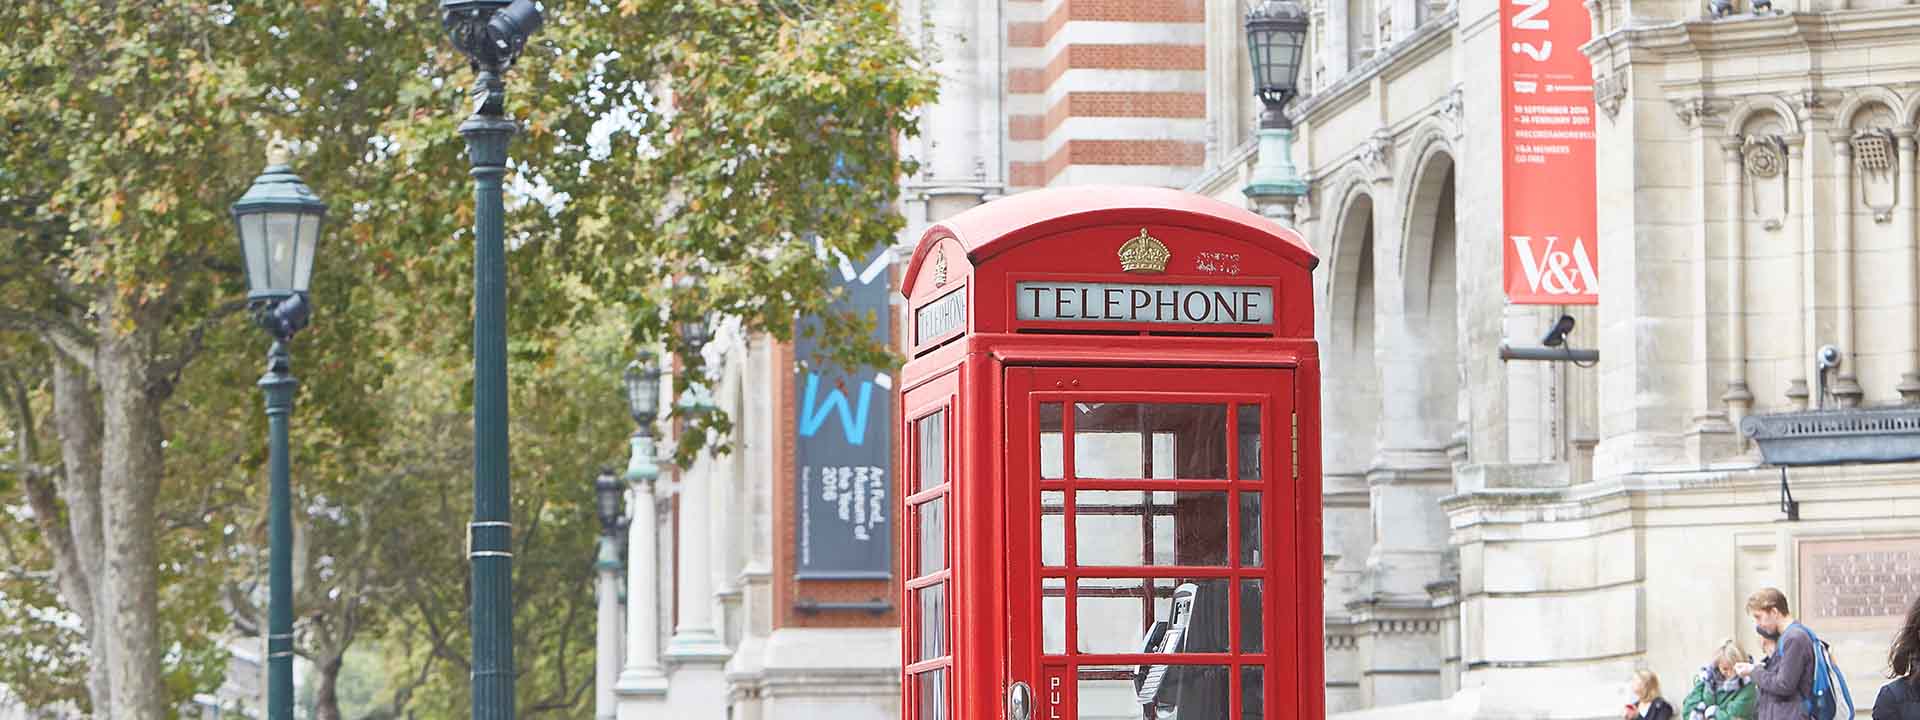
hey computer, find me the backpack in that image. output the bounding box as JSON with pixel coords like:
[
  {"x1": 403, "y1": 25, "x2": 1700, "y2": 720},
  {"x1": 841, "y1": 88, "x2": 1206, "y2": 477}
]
[{"x1": 1789, "y1": 623, "x2": 1854, "y2": 720}]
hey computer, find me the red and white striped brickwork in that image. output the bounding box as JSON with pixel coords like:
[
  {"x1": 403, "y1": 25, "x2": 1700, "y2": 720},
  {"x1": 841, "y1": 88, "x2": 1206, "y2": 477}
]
[{"x1": 1004, "y1": 0, "x2": 1211, "y2": 190}]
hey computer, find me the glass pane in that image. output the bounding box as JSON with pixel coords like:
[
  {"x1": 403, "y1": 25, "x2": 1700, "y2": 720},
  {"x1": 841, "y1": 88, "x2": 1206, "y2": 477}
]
[
  {"x1": 1243, "y1": 665, "x2": 1266, "y2": 720},
  {"x1": 1240, "y1": 492, "x2": 1263, "y2": 568},
  {"x1": 1089, "y1": 663, "x2": 1233, "y2": 719},
  {"x1": 1073, "y1": 403, "x2": 1227, "y2": 479},
  {"x1": 1076, "y1": 578, "x2": 1234, "y2": 655},
  {"x1": 1041, "y1": 491, "x2": 1065, "y2": 566},
  {"x1": 1238, "y1": 405, "x2": 1262, "y2": 480},
  {"x1": 1075, "y1": 665, "x2": 1143, "y2": 720},
  {"x1": 1076, "y1": 491, "x2": 1229, "y2": 567},
  {"x1": 293, "y1": 213, "x2": 320, "y2": 292},
  {"x1": 265, "y1": 211, "x2": 300, "y2": 290},
  {"x1": 1040, "y1": 403, "x2": 1063, "y2": 479},
  {"x1": 1043, "y1": 577, "x2": 1066, "y2": 655},
  {"x1": 917, "y1": 497, "x2": 946, "y2": 574},
  {"x1": 917, "y1": 410, "x2": 946, "y2": 492},
  {"x1": 916, "y1": 668, "x2": 949, "y2": 720},
  {"x1": 1241, "y1": 579, "x2": 1265, "y2": 653},
  {"x1": 915, "y1": 582, "x2": 947, "y2": 661},
  {"x1": 243, "y1": 214, "x2": 270, "y2": 292}
]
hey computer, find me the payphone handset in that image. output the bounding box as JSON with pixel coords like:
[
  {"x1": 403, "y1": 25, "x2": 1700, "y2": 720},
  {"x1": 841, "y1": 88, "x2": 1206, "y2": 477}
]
[{"x1": 1133, "y1": 582, "x2": 1201, "y2": 710}]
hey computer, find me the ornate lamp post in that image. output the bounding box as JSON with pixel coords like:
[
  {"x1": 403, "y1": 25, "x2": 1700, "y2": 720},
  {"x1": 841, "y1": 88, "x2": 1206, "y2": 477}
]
[
  {"x1": 676, "y1": 315, "x2": 717, "y2": 414},
  {"x1": 1242, "y1": 0, "x2": 1312, "y2": 225},
  {"x1": 615, "y1": 354, "x2": 671, "y2": 697},
  {"x1": 230, "y1": 143, "x2": 327, "y2": 720},
  {"x1": 592, "y1": 467, "x2": 626, "y2": 720},
  {"x1": 439, "y1": 0, "x2": 542, "y2": 716}
]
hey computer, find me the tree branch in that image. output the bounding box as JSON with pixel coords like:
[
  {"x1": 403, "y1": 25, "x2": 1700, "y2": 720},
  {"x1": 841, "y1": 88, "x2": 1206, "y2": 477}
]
[
  {"x1": 151, "y1": 298, "x2": 247, "y2": 392},
  {"x1": 0, "y1": 308, "x2": 96, "y2": 373}
]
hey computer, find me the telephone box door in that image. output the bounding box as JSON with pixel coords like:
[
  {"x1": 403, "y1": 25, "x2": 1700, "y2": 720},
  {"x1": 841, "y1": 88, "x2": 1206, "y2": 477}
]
[{"x1": 1005, "y1": 365, "x2": 1297, "y2": 720}]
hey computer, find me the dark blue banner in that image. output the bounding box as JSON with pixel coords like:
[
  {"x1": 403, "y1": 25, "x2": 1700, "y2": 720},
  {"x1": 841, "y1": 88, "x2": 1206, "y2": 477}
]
[{"x1": 794, "y1": 244, "x2": 894, "y2": 580}]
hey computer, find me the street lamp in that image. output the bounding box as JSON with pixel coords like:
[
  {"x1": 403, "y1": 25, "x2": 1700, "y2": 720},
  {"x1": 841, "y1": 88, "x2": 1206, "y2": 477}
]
[
  {"x1": 676, "y1": 315, "x2": 717, "y2": 414},
  {"x1": 591, "y1": 467, "x2": 625, "y2": 720},
  {"x1": 1242, "y1": 0, "x2": 1312, "y2": 225},
  {"x1": 440, "y1": 0, "x2": 543, "y2": 716},
  {"x1": 230, "y1": 142, "x2": 327, "y2": 720}
]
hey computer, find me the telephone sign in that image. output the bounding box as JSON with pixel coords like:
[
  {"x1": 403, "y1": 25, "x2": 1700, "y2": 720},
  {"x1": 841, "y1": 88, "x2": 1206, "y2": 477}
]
[{"x1": 898, "y1": 186, "x2": 1324, "y2": 720}]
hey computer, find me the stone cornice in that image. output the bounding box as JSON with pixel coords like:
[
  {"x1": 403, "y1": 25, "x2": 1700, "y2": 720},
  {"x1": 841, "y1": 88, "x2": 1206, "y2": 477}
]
[
  {"x1": 1583, "y1": 7, "x2": 1920, "y2": 70},
  {"x1": 1296, "y1": 11, "x2": 1460, "y2": 125}
]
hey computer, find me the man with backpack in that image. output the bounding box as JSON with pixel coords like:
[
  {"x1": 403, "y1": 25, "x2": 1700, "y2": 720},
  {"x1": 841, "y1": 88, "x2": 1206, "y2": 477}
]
[{"x1": 1734, "y1": 588, "x2": 1855, "y2": 720}]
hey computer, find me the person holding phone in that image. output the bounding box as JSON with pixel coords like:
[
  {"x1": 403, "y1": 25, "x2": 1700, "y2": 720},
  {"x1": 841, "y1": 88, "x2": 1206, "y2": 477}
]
[
  {"x1": 1625, "y1": 669, "x2": 1676, "y2": 720},
  {"x1": 1733, "y1": 588, "x2": 1815, "y2": 720}
]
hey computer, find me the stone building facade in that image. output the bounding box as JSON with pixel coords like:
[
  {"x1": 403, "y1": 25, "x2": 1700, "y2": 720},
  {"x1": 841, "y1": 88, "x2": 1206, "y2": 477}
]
[{"x1": 612, "y1": 0, "x2": 1920, "y2": 717}]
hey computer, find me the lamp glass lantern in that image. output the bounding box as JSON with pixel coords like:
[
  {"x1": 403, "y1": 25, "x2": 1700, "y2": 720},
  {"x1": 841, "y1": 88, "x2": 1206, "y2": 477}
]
[
  {"x1": 624, "y1": 353, "x2": 661, "y2": 426},
  {"x1": 231, "y1": 147, "x2": 328, "y2": 304},
  {"x1": 593, "y1": 468, "x2": 623, "y2": 536},
  {"x1": 1245, "y1": 0, "x2": 1310, "y2": 122}
]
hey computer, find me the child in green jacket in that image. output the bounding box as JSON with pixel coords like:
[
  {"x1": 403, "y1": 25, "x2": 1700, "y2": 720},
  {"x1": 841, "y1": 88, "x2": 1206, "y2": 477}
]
[{"x1": 1681, "y1": 639, "x2": 1758, "y2": 720}]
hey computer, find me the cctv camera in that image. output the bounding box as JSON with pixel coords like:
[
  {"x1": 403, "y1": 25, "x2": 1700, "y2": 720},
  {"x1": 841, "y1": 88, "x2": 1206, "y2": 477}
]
[
  {"x1": 1541, "y1": 314, "x2": 1576, "y2": 347},
  {"x1": 484, "y1": 0, "x2": 543, "y2": 66},
  {"x1": 256, "y1": 293, "x2": 311, "y2": 340},
  {"x1": 1817, "y1": 345, "x2": 1841, "y2": 370}
]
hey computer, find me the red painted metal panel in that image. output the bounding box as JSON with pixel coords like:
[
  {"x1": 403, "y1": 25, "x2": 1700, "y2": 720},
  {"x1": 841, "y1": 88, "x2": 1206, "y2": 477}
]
[{"x1": 898, "y1": 187, "x2": 1322, "y2": 720}]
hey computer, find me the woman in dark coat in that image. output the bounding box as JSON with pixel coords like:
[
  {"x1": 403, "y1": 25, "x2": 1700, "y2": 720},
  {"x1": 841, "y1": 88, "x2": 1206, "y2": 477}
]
[
  {"x1": 1626, "y1": 669, "x2": 1676, "y2": 720},
  {"x1": 1876, "y1": 594, "x2": 1920, "y2": 720}
]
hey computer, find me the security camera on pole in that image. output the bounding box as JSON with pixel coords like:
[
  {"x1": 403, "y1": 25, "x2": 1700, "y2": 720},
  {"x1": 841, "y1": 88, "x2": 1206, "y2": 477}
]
[{"x1": 438, "y1": 0, "x2": 543, "y2": 716}]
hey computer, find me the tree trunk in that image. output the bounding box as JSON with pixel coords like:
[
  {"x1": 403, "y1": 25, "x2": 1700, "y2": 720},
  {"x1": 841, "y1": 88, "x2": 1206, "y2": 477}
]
[
  {"x1": 315, "y1": 652, "x2": 345, "y2": 720},
  {"x1": 95, "y1": 330, "x2": 167, "y2": 720},
  {"x1": 49, "y1": 354, "x2": 112, "y2": 714}
]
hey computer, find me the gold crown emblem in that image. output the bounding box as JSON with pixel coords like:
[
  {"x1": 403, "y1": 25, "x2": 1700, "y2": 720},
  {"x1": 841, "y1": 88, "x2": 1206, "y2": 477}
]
[{"x1": 1118, "y1": 228, "x2": 1170, "y2": 274}]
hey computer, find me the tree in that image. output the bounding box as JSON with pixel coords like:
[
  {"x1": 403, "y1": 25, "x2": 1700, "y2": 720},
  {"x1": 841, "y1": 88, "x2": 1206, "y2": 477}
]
[{"x1": 0, "y1": 0, "x2": 932, "y2": 715}]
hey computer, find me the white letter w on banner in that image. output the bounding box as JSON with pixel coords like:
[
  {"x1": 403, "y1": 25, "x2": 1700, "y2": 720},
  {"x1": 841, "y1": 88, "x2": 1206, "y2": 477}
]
[{"x1": 1512, "y1": 235, "x2": 1599, "y2": 296}]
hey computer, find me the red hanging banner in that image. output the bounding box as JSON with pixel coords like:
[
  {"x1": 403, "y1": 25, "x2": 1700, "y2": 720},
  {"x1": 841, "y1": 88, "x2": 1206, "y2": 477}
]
[{"x1": 1501, "y1": 0, "x2": 1599, "y2": 304}]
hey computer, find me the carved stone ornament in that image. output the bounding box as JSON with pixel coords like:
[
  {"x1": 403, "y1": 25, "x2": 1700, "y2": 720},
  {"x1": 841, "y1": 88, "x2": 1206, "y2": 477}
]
[
  {"x1": 1359, "y1": 132, "x2": 1393, "y2": 182},
  {"x1": 1439, "y1": 85, "x2": 1464, "y2": 135},
  {"x1": 1852, "y1": 128, "x2": 1898, "y2": 223},
  {"x1": 1744, "y1": 139, "x2": 1782, "y2": 178},
  {"x1": 1594, "y1": 70, "x2": 1627, "y2": 119},
  {"x1": 1670, "y1": 97, "x2": 1721, "y2": 129}
]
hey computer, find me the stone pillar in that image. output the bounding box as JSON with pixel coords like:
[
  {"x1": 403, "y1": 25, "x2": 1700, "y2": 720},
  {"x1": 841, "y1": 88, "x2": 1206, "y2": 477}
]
[
  {"x1": 1785, "y1": 135, "x2": 1811, "y2": 409},
  {"x1": 1721, "y1": 137, "x2": 1754, "y2": 426},
  {"x1": 616, "y1": 463, "x2": 669, "y2": 702},
  {"x1": 1897, "y1": 127, "x2": 1920, "y2": 402},
  {"x1": 667, "y1": 453, "x2": 731, "y2": 660},
  {"x1": 596, "y1": 536, "x2": 623, "y2": 720},
  {"x1": 1832, "y1": 139, "x2": 1863, "y2": 407}
]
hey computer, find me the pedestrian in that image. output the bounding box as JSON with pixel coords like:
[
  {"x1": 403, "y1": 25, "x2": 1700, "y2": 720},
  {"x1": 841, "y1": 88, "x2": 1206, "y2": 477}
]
[
  {"x1": 1734, "y1": 587, "x2": 1814, "y2": 720},
  {"x1": 1874, "y1": 594, "x2": 1920, "y2": 720},
  {"x1": 1626, "y1": 669, "x2": 1676, "y2": 720},
  {"x1": 1682, "y1": 639, "x2": 1758, "y2": 720}
]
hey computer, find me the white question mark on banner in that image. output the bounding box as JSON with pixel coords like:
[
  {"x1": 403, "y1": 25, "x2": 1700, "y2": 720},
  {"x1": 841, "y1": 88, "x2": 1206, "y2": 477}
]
[{"x1": 1510, "y1": 41, "x2": 1552, "y2": 61}]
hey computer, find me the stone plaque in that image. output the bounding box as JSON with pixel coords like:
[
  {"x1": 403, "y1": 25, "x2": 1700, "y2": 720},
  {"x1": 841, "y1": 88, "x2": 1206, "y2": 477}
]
[{"x1": 1796, "y1": 537, "x2": 1920, "y2": 632}]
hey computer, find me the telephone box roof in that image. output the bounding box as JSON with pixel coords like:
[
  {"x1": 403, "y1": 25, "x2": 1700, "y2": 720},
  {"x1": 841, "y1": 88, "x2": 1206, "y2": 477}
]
[{"x1": 902, "y1": 185, "x2": 1317, "y2": 298}]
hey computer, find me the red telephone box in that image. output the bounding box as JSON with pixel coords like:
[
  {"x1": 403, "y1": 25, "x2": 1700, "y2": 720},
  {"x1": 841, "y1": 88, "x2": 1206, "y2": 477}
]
[{"x1": 897, "y1": 186, "x2": 1323, "y2": 720}]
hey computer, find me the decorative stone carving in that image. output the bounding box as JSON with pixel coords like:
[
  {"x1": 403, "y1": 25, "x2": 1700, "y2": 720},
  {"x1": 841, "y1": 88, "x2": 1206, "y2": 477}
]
[
  {"x1": 1671, "y1": 97, "x2": 1722, "y2": 129},
  {"x1": 1743, "y1": 134, "x2": 1789, "y2": 231},
  {"x1": 1852, "y1": 128, "x2": 1897, "y2": 223},
  {"x1": 1593, "y1": 70, "x2": 1627, "y2": 119},
  {"x1": 1439, "y1": 85, "x2": 1464, "y2": 135},
  {"x1": 1359, "y1": 131, "x2": 1393, "y2": 182}
]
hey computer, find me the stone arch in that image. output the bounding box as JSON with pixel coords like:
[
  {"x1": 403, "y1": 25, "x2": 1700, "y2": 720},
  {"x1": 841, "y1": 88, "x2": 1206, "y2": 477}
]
[
  {"x1": 1322, "y1": 181, "x2": 1382, "y2": 479},
  {"x1": 1327, "y1": 180, "x2": 1378, "y2": 352},
  {"x1": 1903, "y1": 89, "x2": 1920, "y2": 128},
  {"x1": 1396, "y1": 126, "x2": 1456, "y2": 314},
  {"x1": 1835, "y1": 87, "x2": 1903, "y2": 130},
  {"x1": 1393, "y1": 143, "x2": 1462, "y2": 453},
  {"x1": 1725, "y1": 95, "x2": 1802, "y2": 140}
]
